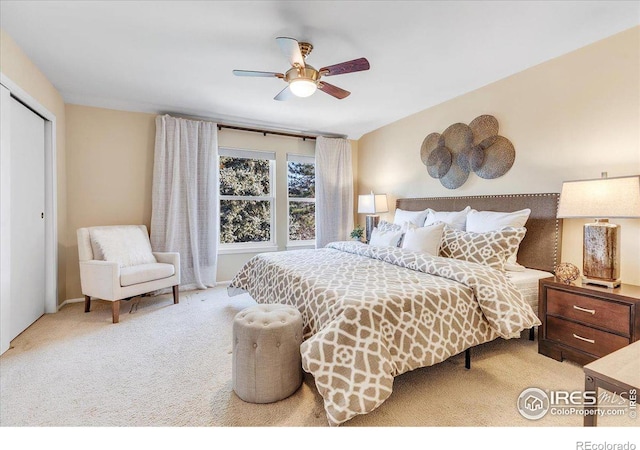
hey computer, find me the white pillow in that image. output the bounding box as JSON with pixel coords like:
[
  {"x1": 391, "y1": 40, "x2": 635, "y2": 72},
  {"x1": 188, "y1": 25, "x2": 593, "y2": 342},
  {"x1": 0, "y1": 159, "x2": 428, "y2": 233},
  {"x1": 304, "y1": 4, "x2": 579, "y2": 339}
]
[
  {"x1": 466, "y1": 208, "x2": 531, "y2": 270},
  {"x1": 90, "y1": 226, "x2": 157, "y2": 268},
  {"x1": 393, "y1": 208, "x2": 429, "y2": 227},
  {"x1": 465, "y1": 208, "x2": 531, "y2": 232},
  {"x1": 377, "y1": 220, "x2": 407, "y2": 247},
  {"x1": 424, "y1": 206, "x2": 471, "y2": 230},
  {"x1": 369, "y1": 227, "x2": 404, "y2": 248},
  {"x1": 401, "y1": 222, "x2": 445, "y2": 255}
]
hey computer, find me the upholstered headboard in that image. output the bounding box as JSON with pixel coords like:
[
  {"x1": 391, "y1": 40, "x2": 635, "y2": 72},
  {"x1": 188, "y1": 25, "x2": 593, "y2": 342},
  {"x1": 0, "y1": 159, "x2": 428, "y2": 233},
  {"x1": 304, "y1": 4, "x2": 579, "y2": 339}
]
[{"x1": 396, "y1": 193, "x2": 562, "y2": 273}]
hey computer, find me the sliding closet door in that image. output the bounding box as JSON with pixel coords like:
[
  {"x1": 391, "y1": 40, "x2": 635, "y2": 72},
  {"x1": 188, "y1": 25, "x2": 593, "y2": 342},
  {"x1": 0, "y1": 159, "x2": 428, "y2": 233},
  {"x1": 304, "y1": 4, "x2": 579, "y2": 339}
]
[{"x1": 9, "y1": 96, "x2": 46, "y2": 340}]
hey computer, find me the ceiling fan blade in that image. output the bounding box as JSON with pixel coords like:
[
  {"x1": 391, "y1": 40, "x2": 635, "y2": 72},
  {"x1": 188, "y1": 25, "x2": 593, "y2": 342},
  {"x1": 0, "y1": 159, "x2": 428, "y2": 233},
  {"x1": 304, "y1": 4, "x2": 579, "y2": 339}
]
[
  {"x1": 274, "y1": 85, "x2": 295, "y2": 101},
  {"x1": 276, "y1": 37, "x2": 305, "y2": 68},
  {"x1": 319, "y1": 58, "x2": 370, "y2": 76},
  {"x1": 318, "y1": 82, "x2": 350, "y2": 99},
  {"x1": 233, "y1": 70, "x2": 284, "y2": 78}
]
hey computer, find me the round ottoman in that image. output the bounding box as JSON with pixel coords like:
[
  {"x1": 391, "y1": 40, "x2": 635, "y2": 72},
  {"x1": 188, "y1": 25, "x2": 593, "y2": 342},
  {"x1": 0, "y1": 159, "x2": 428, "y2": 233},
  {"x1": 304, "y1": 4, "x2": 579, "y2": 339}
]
[{"x1": 232, "y1": 304, "x2": 303, "y2": 403}]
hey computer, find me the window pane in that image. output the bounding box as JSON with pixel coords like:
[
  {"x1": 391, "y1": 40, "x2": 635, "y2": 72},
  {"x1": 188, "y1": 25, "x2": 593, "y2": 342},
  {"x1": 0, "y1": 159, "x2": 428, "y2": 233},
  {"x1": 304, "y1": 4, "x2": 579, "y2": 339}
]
[
  {"x1": 289, "y1": 201, "x2": 315, "y2": 241},
  {"x1": 220, "y1": 156, "x2": 270, "y2": 196},
  {"x1": 287, "y1": 162, "x2": 315, "y2": 198},
  {"x1": 220, "y1": 200, "x2": 271, "y2": 243}
]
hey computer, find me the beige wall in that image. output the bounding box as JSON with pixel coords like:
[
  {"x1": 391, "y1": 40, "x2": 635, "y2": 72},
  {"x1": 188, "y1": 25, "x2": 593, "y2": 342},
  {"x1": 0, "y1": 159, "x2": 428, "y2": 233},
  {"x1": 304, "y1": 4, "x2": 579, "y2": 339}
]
[
  {"x1": 358, "y1": 26, "x2": 640, "y2": 285},
  {"x1": 0, "y1": 28, "x2": 68, "y2": 301},
  {"x1": 65, "y1": 105, "x2": 157, "y2": 298}
]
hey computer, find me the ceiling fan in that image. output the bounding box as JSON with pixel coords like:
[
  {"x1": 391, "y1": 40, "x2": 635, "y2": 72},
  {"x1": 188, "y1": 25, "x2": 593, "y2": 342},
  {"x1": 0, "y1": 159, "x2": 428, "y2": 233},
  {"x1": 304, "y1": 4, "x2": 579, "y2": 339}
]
[{"x1": 232, "y1": 37, "x2": 370, "y2": 101}]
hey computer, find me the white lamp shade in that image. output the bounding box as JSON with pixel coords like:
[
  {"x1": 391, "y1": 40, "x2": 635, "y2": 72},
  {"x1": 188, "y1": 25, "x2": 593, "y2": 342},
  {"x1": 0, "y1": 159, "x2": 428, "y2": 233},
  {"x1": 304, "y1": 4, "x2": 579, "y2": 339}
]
[
  {"x1": 358, "y1": 193, "x2": 389, "y2": 214},
  {"x1": 557, "y1": 175, "x2": 640, "y2": 218}
]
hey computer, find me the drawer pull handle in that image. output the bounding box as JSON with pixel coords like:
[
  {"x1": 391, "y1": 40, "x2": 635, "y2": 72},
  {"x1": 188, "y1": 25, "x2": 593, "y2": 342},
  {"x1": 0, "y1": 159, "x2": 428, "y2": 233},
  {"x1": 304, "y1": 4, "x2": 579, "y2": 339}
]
[
  {"x1": 573, "y1": 305, "x2": 595, "y2": 315},
  {"x1": 573, "y1": 333, "x2": 595, "y2": 344}
]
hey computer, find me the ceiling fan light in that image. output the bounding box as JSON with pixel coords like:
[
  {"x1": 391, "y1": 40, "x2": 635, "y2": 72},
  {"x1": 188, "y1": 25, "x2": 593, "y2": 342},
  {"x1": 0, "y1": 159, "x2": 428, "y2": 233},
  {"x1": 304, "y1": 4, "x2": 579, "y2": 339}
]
[{"x1": 289, "y1": 78, "x2": 317, "y2": 97}]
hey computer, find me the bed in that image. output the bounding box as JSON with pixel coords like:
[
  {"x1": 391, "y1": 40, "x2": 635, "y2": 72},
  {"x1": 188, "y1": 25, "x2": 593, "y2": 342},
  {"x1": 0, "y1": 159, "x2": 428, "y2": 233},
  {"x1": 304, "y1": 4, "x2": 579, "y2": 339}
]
[{"x1": 228, "y1": 193, "x2": 562, "y2": 426}]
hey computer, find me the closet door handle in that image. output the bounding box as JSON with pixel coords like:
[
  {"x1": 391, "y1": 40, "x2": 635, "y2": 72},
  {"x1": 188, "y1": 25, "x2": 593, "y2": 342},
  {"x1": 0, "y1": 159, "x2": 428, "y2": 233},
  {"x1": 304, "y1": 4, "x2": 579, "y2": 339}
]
[{"x1": 573, "y1": 305, "x2": 595, "y2": 315}]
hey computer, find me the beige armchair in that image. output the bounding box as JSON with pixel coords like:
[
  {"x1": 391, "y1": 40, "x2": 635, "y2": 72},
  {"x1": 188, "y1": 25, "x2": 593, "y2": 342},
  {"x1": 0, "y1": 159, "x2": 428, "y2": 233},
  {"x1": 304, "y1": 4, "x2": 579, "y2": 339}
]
[{"x1": 77, "y1": 225, "x2": 180, "y2": 323}]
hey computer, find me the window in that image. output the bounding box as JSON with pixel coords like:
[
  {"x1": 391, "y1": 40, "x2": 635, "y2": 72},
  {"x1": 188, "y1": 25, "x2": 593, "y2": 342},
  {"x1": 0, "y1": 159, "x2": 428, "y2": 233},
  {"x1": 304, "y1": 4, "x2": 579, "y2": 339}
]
[
  {"x1": 287, "y1": 154, "x2": 315, "y2": 243},
  {"x1": 219, "y1": 148, "x2": 275, "y2": 249}
]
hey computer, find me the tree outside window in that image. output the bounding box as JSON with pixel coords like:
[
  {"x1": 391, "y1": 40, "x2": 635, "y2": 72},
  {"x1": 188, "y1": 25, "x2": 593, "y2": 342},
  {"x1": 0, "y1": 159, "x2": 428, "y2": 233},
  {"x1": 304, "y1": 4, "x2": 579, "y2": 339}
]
[
  {"x1": 287, "y1": 154, "x2": 315, "y2": 242},
  {"x1": 219, "y1": 148, "x2": 275, "y2": 245}
]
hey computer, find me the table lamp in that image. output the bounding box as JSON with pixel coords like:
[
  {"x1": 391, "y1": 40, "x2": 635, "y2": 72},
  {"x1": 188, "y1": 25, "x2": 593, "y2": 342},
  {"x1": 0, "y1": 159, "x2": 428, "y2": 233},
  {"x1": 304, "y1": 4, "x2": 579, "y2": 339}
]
[
  {"x1": 357, "y1": 191, "x2": 389, "y2": 243},
  {"x1": 557, "y1": 174, "x2": 640, "y2": 288}
]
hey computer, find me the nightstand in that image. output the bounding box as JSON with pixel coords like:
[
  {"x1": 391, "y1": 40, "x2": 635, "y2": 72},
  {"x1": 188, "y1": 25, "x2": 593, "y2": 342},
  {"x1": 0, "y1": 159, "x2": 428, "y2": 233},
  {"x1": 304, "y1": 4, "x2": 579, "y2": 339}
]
[{"x1": 538, "y1": 277, "x2": 640, "y2": 365}]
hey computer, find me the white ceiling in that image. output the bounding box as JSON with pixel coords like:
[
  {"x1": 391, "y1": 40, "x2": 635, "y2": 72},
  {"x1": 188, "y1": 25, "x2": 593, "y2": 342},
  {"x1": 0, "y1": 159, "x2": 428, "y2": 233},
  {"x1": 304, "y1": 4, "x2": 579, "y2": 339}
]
[{"x1": 1, "y1": 1, "x2": 638, "y2": 139}]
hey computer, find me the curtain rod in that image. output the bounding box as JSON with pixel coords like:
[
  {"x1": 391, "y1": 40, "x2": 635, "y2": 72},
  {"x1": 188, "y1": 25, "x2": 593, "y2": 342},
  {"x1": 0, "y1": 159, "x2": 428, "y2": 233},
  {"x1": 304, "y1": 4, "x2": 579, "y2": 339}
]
[{"x1": 217, "y1": 124, "x2": 317, "y2": 141}]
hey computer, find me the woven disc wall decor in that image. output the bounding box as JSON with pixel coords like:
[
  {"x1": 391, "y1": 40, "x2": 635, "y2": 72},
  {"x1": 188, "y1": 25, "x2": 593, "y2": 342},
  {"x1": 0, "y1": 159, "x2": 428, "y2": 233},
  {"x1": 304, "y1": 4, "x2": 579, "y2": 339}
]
[
  {"x1": 420, "y1": 114, "x2": 515, "y2": 188},
  {"x1": 442, "y1": 123, "x2": 473, "y2": 153},
  {"x1": 426, "y1": 146, "x2": 452, "y2": 178},
  {"x1": 420, "y1": 132, "x2": 444, "y2": 164},
  {"x1": 440, "y1": 161, "x2": 470, "y2": 189},
  {"x1": 458, "y1": 144, "x2": 484, "y2": 172},
  {"x1": 475, "y1": 135, "x2": 515, "y2": 179},
  {"x1": 469, "y1": 114, "x2": 499, "y2": 147},
  {"x1": 422, "y1": 132, "x2": 452, "y2": 178},
  {"x1": 439, "y1": 123, "x2": 472, "y2": 189}
]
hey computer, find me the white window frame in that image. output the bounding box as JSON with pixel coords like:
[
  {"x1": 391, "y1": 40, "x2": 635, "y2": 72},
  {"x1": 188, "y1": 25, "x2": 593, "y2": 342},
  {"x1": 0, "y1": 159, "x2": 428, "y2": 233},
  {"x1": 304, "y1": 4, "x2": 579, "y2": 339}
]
[
  {"x1": 218, "y1": 147, "x2": 277, "y2": 254},
  {"x1": 286, "y1": 153, "x2": 316, "y2": 249}
]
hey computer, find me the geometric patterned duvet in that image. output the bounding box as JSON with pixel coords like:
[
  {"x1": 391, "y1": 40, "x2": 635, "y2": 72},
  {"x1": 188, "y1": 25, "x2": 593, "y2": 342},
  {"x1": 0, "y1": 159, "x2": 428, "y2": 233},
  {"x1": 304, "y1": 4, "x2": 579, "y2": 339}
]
[{"x1": 228, "y1": 241, "x2": 541, "y2": 426}]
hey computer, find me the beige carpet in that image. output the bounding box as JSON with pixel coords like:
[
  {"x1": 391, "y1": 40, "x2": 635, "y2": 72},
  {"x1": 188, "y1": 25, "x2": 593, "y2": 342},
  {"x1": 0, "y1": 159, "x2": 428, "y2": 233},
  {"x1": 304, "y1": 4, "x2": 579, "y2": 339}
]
[{"x1": 1, "y1": 286, "x2": 636, "y2": 435}]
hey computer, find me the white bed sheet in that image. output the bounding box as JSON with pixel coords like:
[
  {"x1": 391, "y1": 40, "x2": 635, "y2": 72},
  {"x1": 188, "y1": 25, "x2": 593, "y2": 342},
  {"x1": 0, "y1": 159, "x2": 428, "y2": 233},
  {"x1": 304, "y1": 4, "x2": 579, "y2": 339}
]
[{"x1": 508, "y1": 268, "x2": 553, "y2": 316}]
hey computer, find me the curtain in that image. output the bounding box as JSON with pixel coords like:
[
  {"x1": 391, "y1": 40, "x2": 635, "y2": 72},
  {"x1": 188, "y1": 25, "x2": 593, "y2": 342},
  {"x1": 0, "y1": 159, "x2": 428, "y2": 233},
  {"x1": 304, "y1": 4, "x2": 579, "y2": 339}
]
[
  {"x1": 150, "y1": 114, "x2": 218, "y2": 290},
  {"x1": 315, "y1": 136, "x2": 354, "y2": 248}
]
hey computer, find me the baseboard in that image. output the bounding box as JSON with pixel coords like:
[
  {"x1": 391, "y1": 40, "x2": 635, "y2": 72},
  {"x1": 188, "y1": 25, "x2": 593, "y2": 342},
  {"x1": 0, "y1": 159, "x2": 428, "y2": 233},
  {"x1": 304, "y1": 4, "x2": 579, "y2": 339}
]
[{"x1": 59, "y1": 297, "x2": 84, "y2": 310}]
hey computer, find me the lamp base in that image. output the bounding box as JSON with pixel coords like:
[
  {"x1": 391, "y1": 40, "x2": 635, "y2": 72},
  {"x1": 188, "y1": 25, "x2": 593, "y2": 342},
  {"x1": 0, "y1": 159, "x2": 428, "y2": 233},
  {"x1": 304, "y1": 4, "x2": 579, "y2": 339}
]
[
  {"x1": 582, "y1": 276, "x2": 621, "y2": 289},
  {"x1": 365, "y1": 215, "x2": 380, "y2": 243},
  {"x1": 582, "y1": 219, "x2": 620, "y2": 289}
]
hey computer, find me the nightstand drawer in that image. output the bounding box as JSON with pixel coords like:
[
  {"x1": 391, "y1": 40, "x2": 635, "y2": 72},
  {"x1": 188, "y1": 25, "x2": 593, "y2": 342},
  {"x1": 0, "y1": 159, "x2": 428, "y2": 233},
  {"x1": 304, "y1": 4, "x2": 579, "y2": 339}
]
[
  {"x1": 546, "y1": 316, "x2": 629, "y2": 358},
  {"x1": 547, "y1": 289, "x2": 630, "y2": 335}
]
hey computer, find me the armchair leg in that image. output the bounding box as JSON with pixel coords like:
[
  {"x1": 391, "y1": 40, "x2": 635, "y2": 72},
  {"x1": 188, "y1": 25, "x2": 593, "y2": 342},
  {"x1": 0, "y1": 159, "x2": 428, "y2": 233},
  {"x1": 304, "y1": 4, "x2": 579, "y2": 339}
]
[
  {"x1": 172, "y1": 285, "x2": 179, "y2": 304},
  {"x1": 84, "y1": 295, "x2": 91, "y2": 313},
  {"x1": 112, "y1": 300, "x2": 120, "y2": 324}
]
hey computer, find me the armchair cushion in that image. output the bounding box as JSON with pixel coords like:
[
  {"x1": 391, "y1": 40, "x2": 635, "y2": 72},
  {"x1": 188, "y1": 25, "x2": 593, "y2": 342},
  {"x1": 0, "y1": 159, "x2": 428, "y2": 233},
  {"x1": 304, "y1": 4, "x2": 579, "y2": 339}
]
[
  {"x1": 120, "y1": 263, "x2": 175, "y2": 287},
  {"x1": 90, "y1": 226, "x2": 157, "y2": 268}
]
